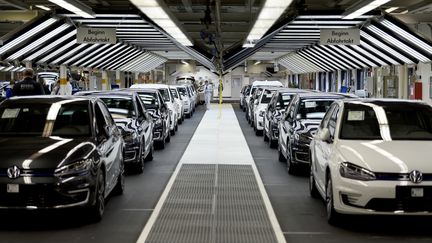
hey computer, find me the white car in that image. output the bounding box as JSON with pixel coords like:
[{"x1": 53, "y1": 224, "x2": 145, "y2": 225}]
[
  {"x1": 170, "y1": 87, "x2": 184, "y2": 124},
  {"x1": 253, "y1": 88, "x2": 279, "y2": 136},
  {"x1": 130, "y1": 84, "x2": 178, "y2": 135},
  {"x1": 310, "y1": 99, "x2": 432, "y2": 224},
  {"x1": 174, "y1": 85, "x2": 193, "y2": 118}
]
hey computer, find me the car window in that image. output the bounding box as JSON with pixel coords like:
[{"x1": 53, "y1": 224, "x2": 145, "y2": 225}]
[
  {"x1": 98, "y1": 102, "x2": 114, "y2": 127},
  {"x1": 260, "y1": 90, "x2": 275, "y2": 104},
  {"x1": 297, "y1": 99, "x2": 335, "y2": 120},
  {"x1": 285, "y1": 98, "x2": 297, "y2": 121},
  {"x1": 170, "y1": 88, "x2": 179, "y2": 99},
  {"x1": 320, "y1": 103, "x2": 336, "y2": 129},
  {"x1": 138, "y1": 92, "x2": 159, "y2": 109},
  {"x1": 158, "y1": 88, "x2": 171, "y2": 102},
  {"x1": 98, "y1": 97, "x2": 135, "y2": 119},
  {"x1": 279, "y1": 93, "x2": 294, "y2": 108},
  {"x1": 94, "y1": 103, "x2": 108, "y2": 138},
  {"x1": 0, "y1": 101, "x2": 90, "y2": 137},
  {"x1": 327, "y1": 105, "x2": 339, "y2": 139}
]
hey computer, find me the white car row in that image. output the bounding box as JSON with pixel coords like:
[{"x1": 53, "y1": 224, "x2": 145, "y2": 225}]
[{"x1": 241, "y1": 85, "x2": 432, "y2": 224}]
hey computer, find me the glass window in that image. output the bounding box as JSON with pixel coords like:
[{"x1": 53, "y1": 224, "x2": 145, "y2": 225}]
[
  {"x1": 0, "y1": 101, "x2": 90, "y2": 137},
  {"x1": 297, "y1": 99, "x2": 336, "y2": 120},
  {"x1": 158, "y1": 88, "x2": 171, "y2": 102},
  {"x1": 137, "y1": 92, "x2": 159, "y2": 109},
  {"x1": 99, "y1": 97, "x2": 135, "y2": 119},
  {"x1": 98, "y1": 102, "x2": 115, "y2": 127},
  {"x1": 260, "y1": 90, "x2": 276, "y2": 104},
  {"x1": 328, "y1": 106, "x2": 339, "y2": 138},
  {"x1": 279, "y1": 93, "x2": 294, "y2": 108},
  {"x1": 170, "y1": 88, "x2": 179, "y2": 99}
]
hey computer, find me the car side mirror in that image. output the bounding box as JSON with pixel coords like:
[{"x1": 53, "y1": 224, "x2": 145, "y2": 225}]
[
  {"x1": 254, "y1": 100, "x2": 258, "y2": 105},
  {"x1": 104, "y1": 125, "x2": 113, "y2": 137},
  {"x1": 319, "y1": 128, "x2": 332, "y2": 143}
]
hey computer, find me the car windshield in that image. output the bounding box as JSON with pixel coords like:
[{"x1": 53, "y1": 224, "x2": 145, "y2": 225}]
[
  {"x1": 279, "y1": 93, "x2": 294, "y2": 108},
  {"x1": 177, "y1": 87, "x2": 187, "y2": 96},
  {"x1": 340, "y1": 103, "x2": 432, "y2": 140},
  {"x1": 260, "y1": 90, "x2": 275, "y2": 104},
  {"x1": 158, "y1": 88, "x2": 171, "y2": 102},
  {"x1": 297, "y1": 99, "x2": 335, "y2": 119},
  {"x1": 99, "y1": 97, "x2": 135, "y2": 119},
  {"x1": 170, "y1": 88, "x2": 179, "y2": 99},
  {"x1": 0, "y1": 101, "x2": 90, "y2": 137},
  {"x1": 137, "y1": 92, "x2": 159, "y2": 109}
]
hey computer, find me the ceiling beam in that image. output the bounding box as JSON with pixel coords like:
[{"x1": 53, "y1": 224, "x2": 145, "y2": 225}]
[{"x1": 1, "y1": 0, "x2": 29, "y2": 10}]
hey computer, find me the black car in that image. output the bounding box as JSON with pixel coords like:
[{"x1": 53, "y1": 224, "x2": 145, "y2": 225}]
[
  {"x1": 264, "y1": 88, "x2": 310, "y2": 148},
  {"x1": 126, "y1": 88, "x2": 171, "y2": 149},
  {"x1": 77, "y1": 91, "x2": 154, "y2": 173},
  {"x1": 278, "y1": 92, "x2": 343, "y2": 174},
  {"x1": 240, "y1": 85, "x2": 251, "y2": 110},
  {"x1": 0, "y1": 96, "x2": 124, "y2": 221}
]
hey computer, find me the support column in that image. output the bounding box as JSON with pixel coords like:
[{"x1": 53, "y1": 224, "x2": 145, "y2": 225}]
[
  {"x1": 25, "y1": 61, "x2": 32, "y2": 69},
  {"x1": 102, "y1": 70, "x2": 108, "y2": 90},
  {"x1": 115, "y1": 70, "x2": 121, "y2": 88},
  {"x1": 337, "y1": 69, "x2": 342, "y2": 92},
  {"x1": 135, "y1": 72, "x2": 139, "y2": 84},
  {"x1": 59, "y1": 65, "x2": 68, "y2": 95}
]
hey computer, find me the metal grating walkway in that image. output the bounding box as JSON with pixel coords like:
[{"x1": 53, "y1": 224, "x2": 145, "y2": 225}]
[
  {"x1": 137, "y1": 104, "x2": 285, "y2": 243},
  {"x1": 145, "y1": 164, "x2": 278, "y2": 243}
]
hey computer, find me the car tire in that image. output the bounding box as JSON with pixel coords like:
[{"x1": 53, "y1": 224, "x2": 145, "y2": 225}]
[
  {"x1": 166, "y1": 131, "x2": 171, "y2": 143},
  {"x1": 269, "y1": 139, "x2": 277, "y2": 148},
  {"x1": 326, "y1": 175, "x2": 342, "y2": 225},
  {"x1": 175, "y1": 123, "x2": 178, "y2": 131},
  {"x1": 113, "y1": 159, "x2": 125, "y2": 195},
  {"x1": 278, "y1": 143, "x2": 287, "y2": 162},
  {"x1": 88, "y1": 170, "x2": 105, "y2": 222},
  {"x1": 263, "y1": 131, "x2": 269, "y2": 142},
  {"x1": 287, "y1": 148, "x2": 297, "y2": 175},
  {"x1": 309, "y1": 165, "x2": 320, "y2": 198},
  {"x1": 145, "y1": 143, "x2": 154, "y2": 162},
  {"x1": 157, "y1": 138, "x2": 165, "y2": 149},
  {"x1": 135, "y1": 146, "x2": 145, "y2": 174},
  {"x1": 255, "y1": 129, "x2": 262, "y2": 136}
]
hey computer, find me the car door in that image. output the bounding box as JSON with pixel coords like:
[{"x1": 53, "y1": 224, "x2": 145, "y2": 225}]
[
  {"x1": 265, "y1": 94, "x2": 276, "y2": 134},
  {"x1": 97, "y1": 101, "x2": 121, "y2": 192},
  {"x1": 158, "y1": 92, "x2": 169, "y2": 135},
  {"x1": 135, "y1": 95, "x2": 152, "y2": 151},
  {"x1": 280, "y1": 98, "x2": 297, "y2": 155},
  {"x1": 314, "y1": 104, "x2": 339, "y2": 190}
]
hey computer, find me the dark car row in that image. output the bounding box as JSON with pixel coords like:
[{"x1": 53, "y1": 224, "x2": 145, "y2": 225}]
[
  {"x1": 239, "y1": 84, "x2": 348, "y2": 174},
  {"x1": 0, "y1": 86, "x2": 200, "y2": 221}
]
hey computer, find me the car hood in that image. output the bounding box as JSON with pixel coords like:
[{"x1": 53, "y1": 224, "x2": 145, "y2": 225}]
[
  {"x1": 337, "y1": 140, "x2": 432, "y2": 173},
  {"x1": 0, "y1": 137, "x2": 94, "y2": 169},
  {"x1": 114, "y1": 118, "x2": 135, "y2": 133},
  {"x1": 293, "y1": 119, "x2": 321, "y2": 136}
]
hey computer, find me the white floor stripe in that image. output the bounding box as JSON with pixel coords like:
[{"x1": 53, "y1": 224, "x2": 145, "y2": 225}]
[{"x1": 136, "y1": 104, "x2": 286, "y2": 243}]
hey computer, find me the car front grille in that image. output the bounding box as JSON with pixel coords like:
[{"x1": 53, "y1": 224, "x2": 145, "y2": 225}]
[{"x1": 0, "y1": 184, "x2": 88, "y2": 208}]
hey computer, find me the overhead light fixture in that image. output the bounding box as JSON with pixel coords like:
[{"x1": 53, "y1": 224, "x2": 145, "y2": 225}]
[
  {"x1": 243, "y1": 0, "x2": 293, "y2": 47},
  {"x1": 399, "y1": 10, "x2": 409, "y2": 14},
  {"x1": 130, "y1": 0, "x2": 193, "y2": 46},
  {"x1": 181, "y1": 60, "x2": 189, "y2": 65},
  {"x1": 254, "y1": 61, "x2": 261, "y2": 65},
  {"x1": 35, "y1": 5, "x2": 51, "y2": 11},
  {"x1": 343, "y1": 0, "x2": 391, "y2": 19},
  {"x1": 48, "y1": 0, "x2": 95, "y2": 18},
  {"x1": 385, "y1": 7, "x2": 399, "y2": 13}
]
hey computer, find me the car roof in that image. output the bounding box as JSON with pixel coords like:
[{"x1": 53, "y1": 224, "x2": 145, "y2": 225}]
[
  {"x1": 252, "y1": 80, "x2": 283, "y2": 87},
  {"x1": 122, "y1": 88, "x2": 159, "y2": 93},
  {"x1": 6, "y1": 95, "x2": 94, "y2": 104},
  {"x1": 277, "y1": 88, "x2": 310, "y2": 93},
  {"x1": 339, "y1": 98, "x2": 429, "y2": 106},
  {"x1": 80, "y1": 90, "x2": 136, "y2": 97},
  {"x1": 296, "y1": 92, "x2": 344, "y2": 99},
  {"x1": 130, "y1": 84, "x2": 169, "y2": 89}
]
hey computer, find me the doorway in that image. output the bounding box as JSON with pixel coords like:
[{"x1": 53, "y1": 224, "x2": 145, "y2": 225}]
[{"x1": 231, "y1": 76, "x2": 242, "y2": 98}]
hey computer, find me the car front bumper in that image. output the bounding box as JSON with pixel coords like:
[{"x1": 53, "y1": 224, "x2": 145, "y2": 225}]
[{"x1": 333, "y1": 174, "x2": 432, "y2": 215}]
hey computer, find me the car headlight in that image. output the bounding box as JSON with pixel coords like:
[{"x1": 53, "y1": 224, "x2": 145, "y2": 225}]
[
  {"x1": 55, "y1": 159, "x2": 92, "y2": 177},
  {"x1": 339, "y1": 162, "x2": 376, "y2": 181},
  {"x1": 122, "y1": 131, "x2": 138, "y2": 143},
  {"x1": 259, "y1": 110, "x2": 265, "y2": 117},
  {"x1": 294, "y1": 133, "x2": 312, "y2": 144}
]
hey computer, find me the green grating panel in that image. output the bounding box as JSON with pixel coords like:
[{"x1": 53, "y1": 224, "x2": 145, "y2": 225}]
[{"x1": 145, "y1": 164, "x2": 278, "y2": 243}]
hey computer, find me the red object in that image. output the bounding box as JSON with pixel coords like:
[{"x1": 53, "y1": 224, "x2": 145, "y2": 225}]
[{"x1": 415, "y1": 82, "x2": 422, "y2": 100}]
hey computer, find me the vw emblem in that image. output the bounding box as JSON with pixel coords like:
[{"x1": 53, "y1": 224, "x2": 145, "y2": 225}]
[
  {"x1": 409, "y1": 170, "x2": 423, "y2": 184},
  {"x1": 6, "y1": 166, "x2": 20, "y2": 179}
]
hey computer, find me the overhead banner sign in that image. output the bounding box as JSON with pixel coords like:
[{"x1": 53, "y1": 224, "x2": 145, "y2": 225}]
[
  {"x1": 77, "y1": 27, "x2": 116, "y2": 44},
  {"x1": 320, "y1": 29, "x2": 360, "y2": 45}
]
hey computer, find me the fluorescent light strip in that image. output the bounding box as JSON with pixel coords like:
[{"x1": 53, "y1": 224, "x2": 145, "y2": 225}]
[
  {"x1": 303, "y1": 48, "x2": 341, "y2": 70},
  {"x1": 319, "y1": 45, "x2": 361, "y2": 69},
  {"x1": 337, "y1": 45, "x2": 377, "y2": 67},
  {"x1": 101, "y1": 48, "x2": 138, "y2": 70},
  {"x1": 290, "y1": 20, "x2": 363, "y2": 24},
  {"x1": 51, "y1": 44, "x2": 89, "y2": 64},
  {"x1": 291, "y1": 54, "x2": 323, "y2": 72},
  {"x1": 116, "y1": 32, "x2": 163, "y2": 35},
  {"x1": 296, "y1": 15, "x2": 374, "y2": 19},
  {"x1": 380, "y1": 19, "x2": 432, "y2": 55},
  {"x1": 360, "y1": 40, "x2": 399, "y2": 65},
  {"x1": 343, "y1": 0, "x2": 391, "y2": 19},
  {"x1": 116, "y1": 28, "x2": 157, "y2": 32},
  {"x1": 312, "y1": 46, "x2": 354, "y2": 69},
  {"x1": 3, "y1": 66, "x2": 14, "y2": 72},
  {"x1": 75, "y1": 19, "x2": 145, "y2": 23},
  {"x1": 130, "y1": 0, "x2": 193, "y2": 46},
  {"x1": 86, "y1": 24, "x2": 151, "y2": 28},
  {"x1": 48, "y1": 0, "x2": 95, "y2": 18},
  {"x1": 279, "y1": 59, "x2": 303, "y2": 73},
  {"x1": 385, "y1": 7, "x2": 399, "y2": 13},
  {"x1": 297, "y1": 51, "x2": 332, "y2": 71},
  {"x1": 24, "y1": 30, "x2": 76, "y2": 61},
  {"x1": 120, "y1": 53, "x2": 151, "y2": 71},
  {"x1": 64, "y1": 44, "x2": 101, "y2": 65},
  {"x1": 35, "y1": 5, "x2": 51, "y2": 11},
  {"x1": 243, "y1": 0, "x2": 293, "y2": 47},
  {"x1": 80, "y1": 43, "x2": 123, "y2": 67},
  {"x1": 351, "y1": 45, "x2": 388, "y2": 66},
  {"x1": 327, "y1": 45, "x2": 368, "y2": 67},
  {"x1": 274, "y1": 36, "x2": 320, "y2": 39},
  {"x1": 37, "y1": 40, "x2": 76, "y2": 63},
  {"x1": 307, "y1": 48, "x2": 344, "y2": 70},
  {"x1": 367, "y1": 25, "x2": 429, "y2": 62},
  {"x1": 71, "y1": 44, "x2": 110, "y2": 66},
  {"x1": 6, "y1": 24, "x2": 71, "y2": 61},
  {"x1": 360, "y1": 31, "x2": 414, "y2": 64},
  {"x1": 96, "y1": 46, "x2": 134, "y2": 68},
  {"x1": 281, "y1": 29, "x2": 321, "y2": 32},
  {"x1": 0, "y1": 18, "x2": 57, "y2": 55},
  {"x1": 85, "y1": 45, "x2": 129, "y2": 67},
  {"x1": 62, "y1": 14, "x2": 140, "y2": 18},
  {"x1": 289, "y1": 57, "x2": 312, "y2": 73},
  {"x1": 105, "y1": 49, "x2": 142, "y2": 70},
  {"x1": 285, "y1": 25, "x2": 355, "y2": 29},
  {"x1": 132, "y1": 56, "x2": 161, "y2": 72}
]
